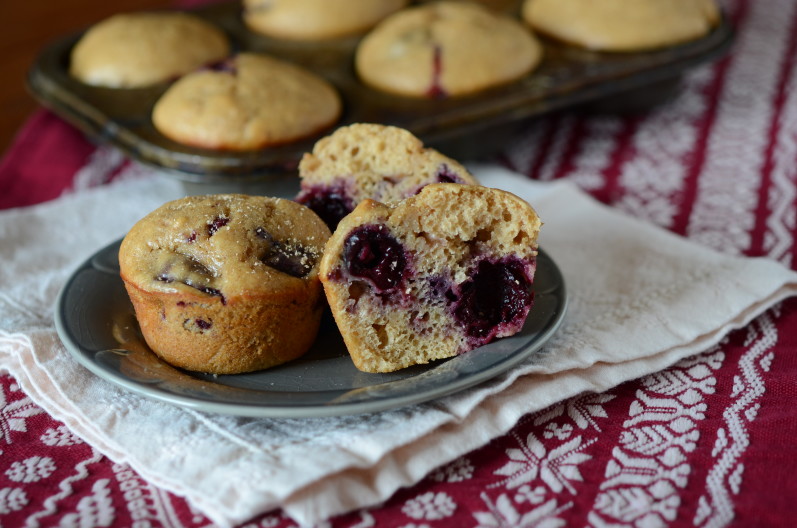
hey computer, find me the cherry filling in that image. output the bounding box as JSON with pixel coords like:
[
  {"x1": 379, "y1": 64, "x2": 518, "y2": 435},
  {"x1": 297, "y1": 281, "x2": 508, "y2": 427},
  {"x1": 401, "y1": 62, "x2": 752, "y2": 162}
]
[
  {"x1": 208, "y1": 216, "x2": 229, "y2": 236},
  {"x1": 427, "y1": 45, "x2": 447, "y2": 99},
  {"x1": 436, "y1": 164, "x2": 465, "y2": 184},
  {"x1": 185, "y1": 281, "x2": 226, "y2": 305},
  {"x1": 296, "y1": 185, "x2": 354, "y2": 230},
  {"x1": 155, "y1": 271, "x2": 226, "y2": 305},
  {"x1": 255, "y1": 227, "x2": 316, "y2": 278},
  {"x1": 343, "y1": 225, "x2": 407, "y2": 292},
  {"x1": 204, "y1": 58, "x2": 237, "y2": 75},
  {"x1": 452, "y1": 257, "x2": 533, "y2": 342}
]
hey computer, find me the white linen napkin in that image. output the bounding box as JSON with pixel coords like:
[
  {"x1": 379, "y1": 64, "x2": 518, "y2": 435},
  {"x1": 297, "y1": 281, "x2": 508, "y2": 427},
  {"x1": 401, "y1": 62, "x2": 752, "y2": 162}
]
[{"x1": 2, "y1": 165, "x2": 796, "y2": 527}]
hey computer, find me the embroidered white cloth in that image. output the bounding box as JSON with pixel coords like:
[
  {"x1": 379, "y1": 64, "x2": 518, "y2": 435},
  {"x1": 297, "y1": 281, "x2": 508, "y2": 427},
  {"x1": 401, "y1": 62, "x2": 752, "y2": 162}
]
[{"x1": 1, "y1": 165, "x2": 796, "y2": 527}]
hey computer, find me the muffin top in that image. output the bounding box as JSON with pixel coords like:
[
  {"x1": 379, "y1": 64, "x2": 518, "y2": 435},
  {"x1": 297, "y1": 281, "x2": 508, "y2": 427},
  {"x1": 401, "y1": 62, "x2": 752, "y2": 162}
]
[
  {"x1": 523, "y1": 0, "x2": 720, "y2": 51},
  {"x1": 299, "y1": 123, "x2": 477, "y2": 189},
  {"x1": 70, "y1": 11, "x2": 230, "y2": 88},
  {"x1": 243, "y1": 0, "x2": 408, "y2": 40},
  {"x1": 119, "y1": 194, "x2": 331, "y2": 300},
  {"x1": 355, "y1": 1, "x2": 542, "y2": 98},
  {"x1": 151, "y1": 53, "x2": 342, "y2": 150},
  {"x1": 297, "y1": 123, "x2": 479, "y2": 225}
]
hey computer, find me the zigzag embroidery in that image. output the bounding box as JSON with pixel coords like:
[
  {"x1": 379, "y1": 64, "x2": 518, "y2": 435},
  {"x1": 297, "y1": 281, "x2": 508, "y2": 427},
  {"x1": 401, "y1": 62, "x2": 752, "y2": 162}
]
[
  {"x1": 694, "y1": 312, "x2": 778, "y2": 527},
  {"x1": 58, "y1": 479, "x2": 114, "y2": 527},
  {"x1": 25, "y1": 447, "x2": 104, "y2": 527}
]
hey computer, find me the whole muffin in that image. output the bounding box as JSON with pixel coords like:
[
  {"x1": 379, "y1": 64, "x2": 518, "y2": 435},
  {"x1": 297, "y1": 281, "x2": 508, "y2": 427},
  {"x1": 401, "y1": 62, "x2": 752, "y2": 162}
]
[
  {"x1": 70, "y1": 12, "x2": 230, "y2": 88},
  {"x1": 243, "y1": 0, "x2": 408, "y2": 40},
  {"x1": 119, "y1": 194, "x2": 331, "y2": 374},
  {"x1": 152, "y1": 53, "x2": 342, "y2": 150},
  {"x1": 296, "y1": 123, "x2": 479, "y2": 229},
  {"x1": 355, "y1": 1, "x2": 542, "y2": 98},
  {"x1": 523, "y1": 0, "x2": 720, "y2": 52},
  {"x1": 319, "y1": 184, "x2": 542, "y2": 373}
]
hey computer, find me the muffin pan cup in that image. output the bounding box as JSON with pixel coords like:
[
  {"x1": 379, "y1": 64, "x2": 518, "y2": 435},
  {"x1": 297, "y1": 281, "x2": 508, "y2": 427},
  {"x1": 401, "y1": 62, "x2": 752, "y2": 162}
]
[{"x1": 27, "y1": 0, "x2": 734, "y2": 190}]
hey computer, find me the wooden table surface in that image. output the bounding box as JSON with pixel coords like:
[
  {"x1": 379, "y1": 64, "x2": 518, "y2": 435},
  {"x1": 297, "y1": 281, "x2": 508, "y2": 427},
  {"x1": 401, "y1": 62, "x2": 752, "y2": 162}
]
[{"x1": 0, "y1": 0, "x2": 173, "y2": 156}]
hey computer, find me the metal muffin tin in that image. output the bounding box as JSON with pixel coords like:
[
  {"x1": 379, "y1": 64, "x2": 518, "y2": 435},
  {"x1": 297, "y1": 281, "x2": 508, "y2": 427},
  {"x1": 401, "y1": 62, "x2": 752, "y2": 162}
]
[{"x1": 27, "y1": 0, "x2": 733, "y2": 186}]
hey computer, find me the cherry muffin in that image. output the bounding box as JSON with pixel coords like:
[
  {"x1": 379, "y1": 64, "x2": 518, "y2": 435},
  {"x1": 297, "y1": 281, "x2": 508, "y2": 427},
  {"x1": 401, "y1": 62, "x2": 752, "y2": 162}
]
[
  {"x1": 523, "y1": 0, "x2": 720, "y2": 52},
  {"x1": 152, "y1": 53, "x2": 341, "y2": 150},
  {"x1": 70, "y1": 12, "x2": 230, "y2": 88},
  {"x1": 355, "y1": 1, "x2": 542, "y2": 98},
  {"x1": 243, "y1": 0, "x2": 408, "y2": 40},
  {"x1": 119, "y1": 194, "x2": 331, "y2": 374},
  {"x1": 296, "y1": 123, "x2": 479, "y2": 229},
  {"x1": 319, "y1": 184, "x2": 542, "y2": 373}
]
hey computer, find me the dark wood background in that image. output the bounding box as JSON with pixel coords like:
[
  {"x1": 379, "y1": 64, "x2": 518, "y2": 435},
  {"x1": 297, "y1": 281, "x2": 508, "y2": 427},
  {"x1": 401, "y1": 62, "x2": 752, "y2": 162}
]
[{"x1": 0, "y1": 0, "x2": 173, "y2": 156}]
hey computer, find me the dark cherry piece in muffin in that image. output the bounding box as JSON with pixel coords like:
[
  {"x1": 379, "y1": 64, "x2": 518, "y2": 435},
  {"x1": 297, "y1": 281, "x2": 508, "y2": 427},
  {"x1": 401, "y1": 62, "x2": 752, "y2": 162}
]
[
  {"x1": 296, "y1": 123, "x2": 479, "y2": 229},
  {"x1": 119, "y1": 194, "x2": 331, "y2": 374},
  {"x1": 319, "y1": 184, "x2": 542, "y2": 373}
]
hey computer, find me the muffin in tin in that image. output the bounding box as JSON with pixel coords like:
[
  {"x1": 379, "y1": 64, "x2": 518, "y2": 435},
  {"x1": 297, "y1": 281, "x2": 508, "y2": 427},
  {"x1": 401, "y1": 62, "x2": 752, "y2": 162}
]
[
  {"x1": 70, "y1": 11, "x2": 230, "y2": 88},
  {"x1": 151, "y1": 53, "x2": 342, "y2": 151},
  {"x1": 356, "y1": 1, "x2": 543, "y2": 98},
  {"x1": 523, "y1": 0, "x2": 720, "y2": 52},
  {"x1": 243, "y1": 0, "x2": 408, "y2": 40}
]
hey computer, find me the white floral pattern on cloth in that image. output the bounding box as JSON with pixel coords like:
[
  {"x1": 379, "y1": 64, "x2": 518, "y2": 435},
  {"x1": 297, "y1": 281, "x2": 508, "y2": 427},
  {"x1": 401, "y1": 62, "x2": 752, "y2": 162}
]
[
  {"x1": 587, "y1": 349, "x2": 725, "y2": 527},
  {"x1": 492, "y1": 432, "x2": 597, "y2": 494},
  {"x1": 401, "y1": 492, "x2": 457, "y2": 521},
  {"x1": 0, "y1": 382, "x2": 43, "y2": 445},
  {"x1": 0, "y1": 487, "x2": 28, "y2": 515}
]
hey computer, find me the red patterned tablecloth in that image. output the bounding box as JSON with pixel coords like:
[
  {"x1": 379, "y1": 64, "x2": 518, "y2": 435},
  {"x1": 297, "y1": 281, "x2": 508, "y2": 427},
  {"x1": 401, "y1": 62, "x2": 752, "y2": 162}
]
[{"x1": 1, "y1": 0, "x2": 796, "y2": 526}]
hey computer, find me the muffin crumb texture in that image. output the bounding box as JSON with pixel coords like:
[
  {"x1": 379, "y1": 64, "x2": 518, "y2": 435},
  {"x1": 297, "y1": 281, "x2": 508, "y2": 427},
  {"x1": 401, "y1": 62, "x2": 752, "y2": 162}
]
[
  {"x1": 297, "y1": 123, "x2": 479, "y2": 230},
  {"x1": 320, "y1": 183, "x2": 542, "y2": 373}
]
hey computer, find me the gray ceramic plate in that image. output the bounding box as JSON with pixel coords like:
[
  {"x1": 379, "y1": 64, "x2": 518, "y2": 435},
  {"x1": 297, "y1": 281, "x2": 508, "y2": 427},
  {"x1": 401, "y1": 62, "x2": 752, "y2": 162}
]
[{"x1": 54, "y1": 239, "x2": 567, "y2": 418}]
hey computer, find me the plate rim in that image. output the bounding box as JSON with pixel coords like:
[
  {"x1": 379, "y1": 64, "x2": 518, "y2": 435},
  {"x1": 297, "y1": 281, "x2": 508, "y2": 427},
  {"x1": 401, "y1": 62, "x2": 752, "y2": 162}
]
[{"x1": 54, "y1": 239, "x2": 567, "y2": 418}]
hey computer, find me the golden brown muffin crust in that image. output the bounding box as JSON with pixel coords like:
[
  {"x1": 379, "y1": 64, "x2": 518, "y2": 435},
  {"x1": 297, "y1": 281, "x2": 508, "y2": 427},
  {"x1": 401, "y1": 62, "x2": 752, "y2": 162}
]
[
  {"x1": 523, "y1": 0, "x2": 720, "y2": 52},
  {"x1": 152, "y1": 53, "x2": 341, "y2": 150},
  {"x1": 70, "y1": 12, "x2": 230, "y2": 88},
  {"x1": 119, "y1": 194, "x2": 331, "y2": 374},
  {"x1": 355, "y1": 1, "x2": 542, "y2": 98},
  {"x1": 243, "y1": 0, "x2": 408, "y2": 40}
]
